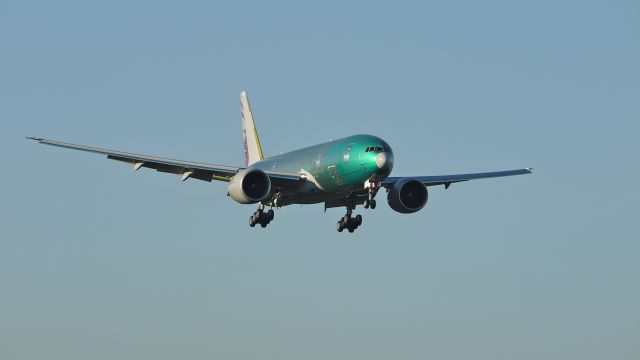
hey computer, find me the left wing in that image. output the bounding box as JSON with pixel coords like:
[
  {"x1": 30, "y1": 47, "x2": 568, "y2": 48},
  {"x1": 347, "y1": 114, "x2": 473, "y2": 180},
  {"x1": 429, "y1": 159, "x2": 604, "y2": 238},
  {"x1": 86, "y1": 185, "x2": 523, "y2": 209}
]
[
  {"x1": 382, "y1": 168, "x2": 532, "y2": 189},
  {"x1": 27, "y1": 137, "x2": 301, "y2": 185}
]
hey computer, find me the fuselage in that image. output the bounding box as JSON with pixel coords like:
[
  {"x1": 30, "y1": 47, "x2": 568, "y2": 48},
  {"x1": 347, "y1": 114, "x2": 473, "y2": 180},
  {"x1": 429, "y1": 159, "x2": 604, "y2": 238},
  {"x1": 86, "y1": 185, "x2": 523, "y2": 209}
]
[{"x1": 251, "y1": 134, "x2": 394, "y2": 204}]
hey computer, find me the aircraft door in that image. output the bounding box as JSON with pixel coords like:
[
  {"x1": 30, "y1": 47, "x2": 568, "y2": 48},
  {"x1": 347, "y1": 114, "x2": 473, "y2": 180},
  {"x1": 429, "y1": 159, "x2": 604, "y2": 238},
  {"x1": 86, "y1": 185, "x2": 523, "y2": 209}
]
[
  {"x1": 343, "y1": 144, "x2": 353, "y2": 164},
  {"x1": 327, "y1": 164, "x2": 345, "y2": 185}
]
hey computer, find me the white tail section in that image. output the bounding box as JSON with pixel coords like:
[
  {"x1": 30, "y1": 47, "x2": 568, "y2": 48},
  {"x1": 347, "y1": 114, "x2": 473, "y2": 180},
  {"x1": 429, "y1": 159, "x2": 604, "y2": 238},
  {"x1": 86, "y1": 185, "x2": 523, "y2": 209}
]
[{"x1": 240, "y1": 90, "x2": 264, "y2": 166}]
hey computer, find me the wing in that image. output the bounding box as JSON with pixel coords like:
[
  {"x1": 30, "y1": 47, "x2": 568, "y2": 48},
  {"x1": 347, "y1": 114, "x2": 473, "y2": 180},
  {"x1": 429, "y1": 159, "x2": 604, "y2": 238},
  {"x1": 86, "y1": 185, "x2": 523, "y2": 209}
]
[
  {"x1": 27, "y1": 137, "x2": 301, "y2": 185},
  {"x1": 382, "y1": 168, "x2": 532, "y2": 189}
]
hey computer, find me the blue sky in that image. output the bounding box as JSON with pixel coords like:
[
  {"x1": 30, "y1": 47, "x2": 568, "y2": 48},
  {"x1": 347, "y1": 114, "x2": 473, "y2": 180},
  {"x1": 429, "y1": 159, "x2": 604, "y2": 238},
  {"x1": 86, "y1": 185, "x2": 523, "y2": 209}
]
[{"x1": 1, "y1": 1, "x2": 639, "y2": 359}]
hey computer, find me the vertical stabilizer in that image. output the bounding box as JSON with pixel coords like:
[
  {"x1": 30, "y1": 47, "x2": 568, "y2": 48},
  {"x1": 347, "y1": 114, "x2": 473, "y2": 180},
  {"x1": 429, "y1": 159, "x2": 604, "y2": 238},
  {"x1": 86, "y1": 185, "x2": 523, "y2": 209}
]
[{"x1": 240, "y1": 90, "x2": 264, "y2": 166}]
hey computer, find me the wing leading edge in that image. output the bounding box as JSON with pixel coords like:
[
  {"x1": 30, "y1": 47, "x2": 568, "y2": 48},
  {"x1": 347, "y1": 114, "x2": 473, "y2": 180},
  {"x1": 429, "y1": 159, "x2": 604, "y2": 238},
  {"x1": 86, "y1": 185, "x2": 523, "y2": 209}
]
[
  {"x1": 382, "y1": 168, "x2": 533, "y2": 189},
  {"x1": 27, "y1": 137, "x2": 301, "y2": 184}
]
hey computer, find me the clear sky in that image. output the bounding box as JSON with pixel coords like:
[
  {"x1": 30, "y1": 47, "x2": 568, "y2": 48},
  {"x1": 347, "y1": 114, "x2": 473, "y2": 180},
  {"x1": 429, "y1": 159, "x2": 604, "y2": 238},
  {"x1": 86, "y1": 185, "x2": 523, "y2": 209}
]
[{"x1": 1, "y1": 1, "x2": 639, "y2": 359}]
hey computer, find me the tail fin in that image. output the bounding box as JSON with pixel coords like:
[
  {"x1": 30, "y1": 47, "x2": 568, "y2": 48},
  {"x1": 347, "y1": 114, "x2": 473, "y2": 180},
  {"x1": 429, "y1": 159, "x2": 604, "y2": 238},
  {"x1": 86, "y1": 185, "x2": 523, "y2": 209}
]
[{"x1": 240, "y1": 90, "x2": 264, "y2": 166}]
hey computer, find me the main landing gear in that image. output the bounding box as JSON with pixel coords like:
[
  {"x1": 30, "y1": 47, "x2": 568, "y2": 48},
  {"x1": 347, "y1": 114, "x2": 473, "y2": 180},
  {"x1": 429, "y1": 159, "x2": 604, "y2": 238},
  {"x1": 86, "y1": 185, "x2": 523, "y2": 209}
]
[
  {"x1": 249, "y1": 206, "x2": 274, "y2": 228},
  {"x1": 337, "y1": 213, "x2": 362, "y2": 233},
  {"x1": 336, "y1": 202, "x2": 363, "y2": 233},
  {"x1": 337, "y1": 179, "x2": 381, "y2": 233}
]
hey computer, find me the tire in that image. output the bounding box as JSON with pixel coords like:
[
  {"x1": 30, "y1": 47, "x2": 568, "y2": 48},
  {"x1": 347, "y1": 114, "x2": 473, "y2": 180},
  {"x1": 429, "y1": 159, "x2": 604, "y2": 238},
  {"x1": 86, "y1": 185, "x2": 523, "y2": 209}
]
[
  {"x1": 370, "y1": 199, "x2": 377, "y2": 209},
  {"x1": 348, "y1": 226, "x2": 355, "y2": 233},
  {"x1": 260, "y1": 221, "x2": 268, "y2": 228},
  {"x1": 363, "y1": 199, "x2": 369, "y2": 209},
  {"x1": 337, "y1": 221, "x2": 343, "y2": 232},
  {"x1": 355, "y1": 214, "x2": 362, "y2": 226},
  {"x1": 267, "y1": 209, "x2": 274, "y2": 221}
]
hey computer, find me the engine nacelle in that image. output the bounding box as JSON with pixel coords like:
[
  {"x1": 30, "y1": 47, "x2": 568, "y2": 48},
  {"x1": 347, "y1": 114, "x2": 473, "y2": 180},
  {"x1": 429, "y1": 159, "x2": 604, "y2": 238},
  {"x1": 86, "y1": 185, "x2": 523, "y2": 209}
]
[
  {"x1": 228, "y1": 168, "x2": 272, "y2": 204},
  {"x1": 387, "y1": 178, "x2": 428, "y2": 213}
]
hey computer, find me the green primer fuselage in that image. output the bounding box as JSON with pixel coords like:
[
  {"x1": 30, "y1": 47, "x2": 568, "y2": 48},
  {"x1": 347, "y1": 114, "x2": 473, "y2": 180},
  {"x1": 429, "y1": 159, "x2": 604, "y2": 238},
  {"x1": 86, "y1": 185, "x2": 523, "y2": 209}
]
[{"x1": 252, "y1": 134, "x2": 393, "y2": 203}]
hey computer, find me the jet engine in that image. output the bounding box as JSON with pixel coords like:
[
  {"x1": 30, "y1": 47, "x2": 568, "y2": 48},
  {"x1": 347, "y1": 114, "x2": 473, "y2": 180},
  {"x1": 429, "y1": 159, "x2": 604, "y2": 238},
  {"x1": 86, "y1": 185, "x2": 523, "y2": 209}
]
[
  {"x1": 228, "y1": 169, "x2": 272, "y2": 204},
  {"x1": 387, "y1": 178, "x2": 428, "y2": 213}
]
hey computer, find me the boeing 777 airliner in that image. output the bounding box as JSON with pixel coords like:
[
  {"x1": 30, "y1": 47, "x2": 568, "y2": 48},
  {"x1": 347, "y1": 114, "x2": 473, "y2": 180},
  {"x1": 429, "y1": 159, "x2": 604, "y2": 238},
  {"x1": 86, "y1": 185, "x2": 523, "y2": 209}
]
[{"x1": 28, "y1": 91, "x2": 532, "y2": 233}]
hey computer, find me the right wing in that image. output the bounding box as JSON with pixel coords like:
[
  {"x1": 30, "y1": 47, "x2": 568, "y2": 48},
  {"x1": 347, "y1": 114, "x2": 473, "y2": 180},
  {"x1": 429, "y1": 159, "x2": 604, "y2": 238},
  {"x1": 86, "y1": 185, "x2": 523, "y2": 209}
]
[
  {"x1": 382, "y1": 168, "x2": 533, "y2": 189},
  {"x1": 27, "y1": 137, "x2": 301, "y2": 185}
]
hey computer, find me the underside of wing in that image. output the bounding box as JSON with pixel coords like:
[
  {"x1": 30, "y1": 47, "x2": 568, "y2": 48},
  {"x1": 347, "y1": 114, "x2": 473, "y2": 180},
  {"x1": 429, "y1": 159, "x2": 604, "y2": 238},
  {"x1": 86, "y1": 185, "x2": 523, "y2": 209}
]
[
  {"x1": 28, "y1": 137, "x2": 302, "y2": 185},
  {"x1": 382, "y1": 168, "x2": 533, "y2": 189}
]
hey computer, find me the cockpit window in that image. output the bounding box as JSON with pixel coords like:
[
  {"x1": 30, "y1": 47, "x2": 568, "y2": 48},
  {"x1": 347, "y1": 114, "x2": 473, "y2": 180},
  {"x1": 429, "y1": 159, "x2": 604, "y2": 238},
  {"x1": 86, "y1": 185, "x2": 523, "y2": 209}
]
[{"x1": 365, "y1": 146, "x2": 384, "y2": 152}]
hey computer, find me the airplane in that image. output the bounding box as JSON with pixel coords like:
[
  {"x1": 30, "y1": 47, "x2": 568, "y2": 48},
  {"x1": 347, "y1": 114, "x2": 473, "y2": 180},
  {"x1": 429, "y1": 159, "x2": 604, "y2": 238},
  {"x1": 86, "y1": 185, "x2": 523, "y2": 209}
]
[{"x1": 28, "y1": 91, "x2": 532, "y2": 233}]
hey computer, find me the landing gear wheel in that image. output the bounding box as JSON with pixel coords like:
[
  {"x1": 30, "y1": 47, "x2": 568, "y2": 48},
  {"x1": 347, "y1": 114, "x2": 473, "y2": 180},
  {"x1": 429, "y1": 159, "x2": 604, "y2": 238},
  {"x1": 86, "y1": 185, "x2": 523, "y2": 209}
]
[
  {"x1": 249, "y1": 207, "x2": 274, "y2": 228},
  {"x1": 363, "y1": 199, "x2": 370, "y2": 209},
  {"x1": 337, "y1": 199, "x2": 363, "y2": 233},
  {"x1": 337, "y1": 215, "x2": 352, "y2": 232},
  {"x1": 370, "y1": 199, "x2": 376, "y2": 209},
  {"x1": 337, "y1": 213, "x2": 363, "y2": 233}
]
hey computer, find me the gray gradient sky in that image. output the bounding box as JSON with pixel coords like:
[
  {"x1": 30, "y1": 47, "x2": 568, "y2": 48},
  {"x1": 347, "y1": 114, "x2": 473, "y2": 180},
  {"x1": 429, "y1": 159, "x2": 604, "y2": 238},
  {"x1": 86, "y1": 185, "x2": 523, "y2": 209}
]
[{"x1": 1, "y1": 1, "x2": 639, "y2": 359}]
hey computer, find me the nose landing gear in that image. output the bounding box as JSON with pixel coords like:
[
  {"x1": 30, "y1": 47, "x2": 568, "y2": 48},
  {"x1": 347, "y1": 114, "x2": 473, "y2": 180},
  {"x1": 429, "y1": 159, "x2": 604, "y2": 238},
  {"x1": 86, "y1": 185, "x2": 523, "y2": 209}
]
[
  {"x1": 363, "y1": 179, "x2": 380, "y2": 209},
  {"x1": 249, "y1": 206, "x2": 275, "y2": 228},
  {"x1": 363, "y1": 198, "x2": 376, "y2": 209}
]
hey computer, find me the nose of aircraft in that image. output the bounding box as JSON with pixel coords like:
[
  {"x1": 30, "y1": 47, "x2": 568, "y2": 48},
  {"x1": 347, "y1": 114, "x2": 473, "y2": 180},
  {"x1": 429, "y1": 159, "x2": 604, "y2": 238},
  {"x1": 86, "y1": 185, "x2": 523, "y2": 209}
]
[{"x1": 375, "y1": 151, "x2": 394, "y2": 170}]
